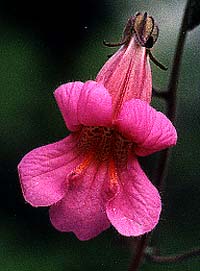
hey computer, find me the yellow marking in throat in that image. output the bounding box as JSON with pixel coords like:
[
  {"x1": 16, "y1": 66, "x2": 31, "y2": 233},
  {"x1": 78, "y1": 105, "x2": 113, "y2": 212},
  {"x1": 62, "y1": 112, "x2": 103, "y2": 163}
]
[
  {"x1": 72, "y1": 153, "x2": 94, "y2": 176},
  {"x1": 108, "y1": 159, "x2": 118, "y2": 188}
]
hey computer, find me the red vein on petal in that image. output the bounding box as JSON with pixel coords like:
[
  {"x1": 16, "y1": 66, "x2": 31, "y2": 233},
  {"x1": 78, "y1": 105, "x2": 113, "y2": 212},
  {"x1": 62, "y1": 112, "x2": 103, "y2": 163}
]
[{"x1": 113, "y1": 57, "x2": 134, "y2": 119}]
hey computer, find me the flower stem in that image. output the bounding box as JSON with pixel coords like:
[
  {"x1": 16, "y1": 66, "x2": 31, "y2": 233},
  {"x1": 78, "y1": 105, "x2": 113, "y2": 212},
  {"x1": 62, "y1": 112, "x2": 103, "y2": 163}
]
[
  {"x1": 128, "y1": 1, "x2": 190, "y2": 270},
  {"x1": 145, "y1": 248, "x2": 200, "y2": 264},
  {"x1": 152, "y1": 87, "x2": 168, "y2": 99},
  {"x1": 128, "y1": 235, "x2": 148, "y2": 271},
  {"x1": 155, "y1": 0, "x2": 190, "y2": 190},
  {"x1": 166, "y1": 1, "x2": 189, "y2": 122}
]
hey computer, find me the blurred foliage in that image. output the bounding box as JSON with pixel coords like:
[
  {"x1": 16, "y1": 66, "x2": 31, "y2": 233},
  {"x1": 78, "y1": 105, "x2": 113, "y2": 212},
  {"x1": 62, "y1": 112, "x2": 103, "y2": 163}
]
[{"x1": 1, "y1": 0, "x2": 200, "y2": 270}]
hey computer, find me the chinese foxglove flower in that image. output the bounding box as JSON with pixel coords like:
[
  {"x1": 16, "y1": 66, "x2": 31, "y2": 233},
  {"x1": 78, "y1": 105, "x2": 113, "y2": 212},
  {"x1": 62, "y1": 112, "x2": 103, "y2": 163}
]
[
  {"x1": 18, "y1": 13, "x2": 177, "y2": 240},
  {"x1": 18, "y1": 80, "x2": 177, "y2": 240}
]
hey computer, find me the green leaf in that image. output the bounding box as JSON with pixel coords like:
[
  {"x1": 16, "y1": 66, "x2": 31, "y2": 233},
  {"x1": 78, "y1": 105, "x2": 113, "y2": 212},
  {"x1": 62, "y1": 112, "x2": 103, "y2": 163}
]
[{"x1": 187, "y1": 0, "x2": 200, "y2": 31}]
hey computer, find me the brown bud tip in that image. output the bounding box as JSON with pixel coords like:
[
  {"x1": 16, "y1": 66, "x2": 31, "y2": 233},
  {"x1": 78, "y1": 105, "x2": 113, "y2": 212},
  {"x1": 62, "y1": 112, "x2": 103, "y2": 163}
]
[
  {"x1": 123, "y1": 12, "x2": 159, "y2": 48},
  {"x1": 133, "y1": 12, "x2": 159, "y2": 48}
]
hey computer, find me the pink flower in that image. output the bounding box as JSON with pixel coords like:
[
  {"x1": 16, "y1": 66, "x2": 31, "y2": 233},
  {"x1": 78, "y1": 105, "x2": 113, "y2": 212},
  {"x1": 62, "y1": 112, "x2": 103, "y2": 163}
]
[
  {"x1": 18, "y1": 80, "x2": 177, "y2": 240},
  {"x1": 18, "y1": 13, "x2": 176, "y2": 240}
]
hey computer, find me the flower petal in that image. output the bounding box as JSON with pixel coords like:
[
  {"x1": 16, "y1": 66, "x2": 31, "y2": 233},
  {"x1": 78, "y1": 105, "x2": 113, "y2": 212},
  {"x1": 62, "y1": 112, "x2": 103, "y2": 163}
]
[
  {"x1": 96, "y1": 38, "x2": 152, "y2": 110},
  {"x1": 116, "y1": 99, "x2": 177, "y2": 156},
  {"x1": 18, "y1": 135, "x2": 82, "y2": 207},
  {"x1": 106, "y1": 156, "x2": 161, "y2": 236},
  {"x1": 49, "y1": 162, "x2": 110, "y2": 240},
  {"x1": 77, "y1": 81, "x2": 113, "y2": 127},
  {"x1": 54, "y1": 80, "x2": 112, "y2": 131},
  {"x1": 54, "y1": 81, "x2": 84, "y2": 131}
]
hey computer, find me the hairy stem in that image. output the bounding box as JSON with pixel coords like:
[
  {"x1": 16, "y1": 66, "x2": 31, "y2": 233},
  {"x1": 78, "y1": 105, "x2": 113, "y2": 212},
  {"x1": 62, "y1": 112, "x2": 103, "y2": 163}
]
[{"x1": 128, "y1": 1, "x2": 190, "y2": 270}]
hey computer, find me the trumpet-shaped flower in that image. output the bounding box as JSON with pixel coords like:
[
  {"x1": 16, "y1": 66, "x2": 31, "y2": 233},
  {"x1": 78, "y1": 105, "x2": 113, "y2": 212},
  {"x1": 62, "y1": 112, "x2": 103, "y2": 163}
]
[
  {"x1": 18, "y1": 80, "x2": 177, "y2": 240},
  {"x1": 18, "y1": 13, "x2": 177, "y2": 240}
]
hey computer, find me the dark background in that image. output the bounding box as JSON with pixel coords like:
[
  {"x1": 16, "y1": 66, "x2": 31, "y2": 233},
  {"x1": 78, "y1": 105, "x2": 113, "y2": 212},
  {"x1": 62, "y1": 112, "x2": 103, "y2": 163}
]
[{"x1": 1, "y1": 0, "x2": 199, "y2": 270}]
